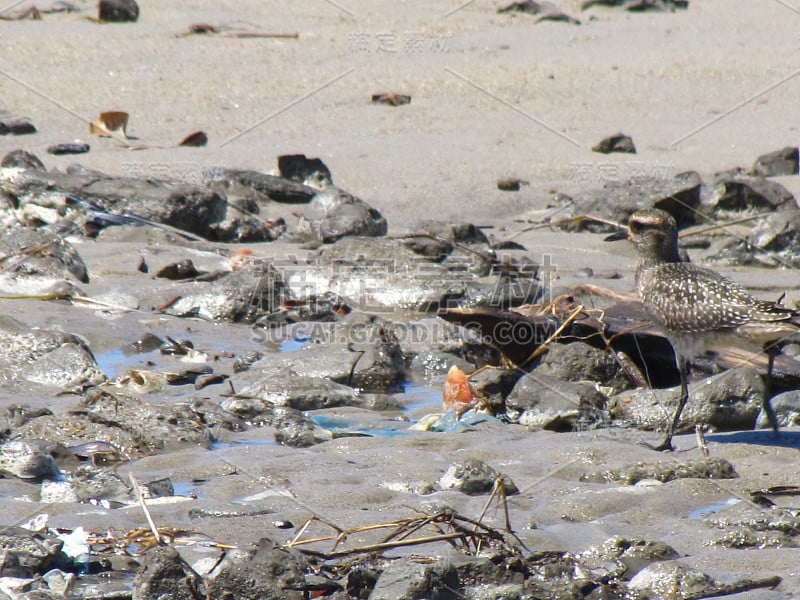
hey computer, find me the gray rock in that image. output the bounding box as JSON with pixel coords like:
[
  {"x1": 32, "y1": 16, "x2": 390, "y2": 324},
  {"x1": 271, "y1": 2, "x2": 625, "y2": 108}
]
[
  {"x1": 757, "y1": 390, "x2": 800, "y2": 428},
  {"x1": 206, "y1": 536, "x2": 320, "y2": 599},
  {"x1": 0, "y1": 527, "x2": 63, "y2": 578},
  {"x1": 705, "y1": 503, "x2": 800, "y2": 535},
  {"x1": 580, "y1": 456, "x2": 737, "y2": 485},
  {"x1": 296, "y1": 187, "x2": 387, "y2": 243},
  {"x1": 203, "y1": 166, "x2": 317, "y2": 204},
  {"x1": 707, "y1": 174, "x2": 794, "y2": 214},
  {"x1": 165, "y1": 263, "x2": 289, "y2": 323},
  {"x1": 628, "y1": 561, "x2": 720, "y2": 599},
  {"x1": 750, "y1": 146, "x2": 799, "y2": 177},
  {"x1": 530, "y1": 341, "x2": 632, "y2": 391},
  {"x1": 133, "y1": 545, "x2": 203, "y2": 600},
  {"x1": 611, "y1": 367, "x2": 765, "y2": 434},
  {"x1": 0, "y1": 439, "x2": 60, "y2": 480},
  {"x1": 369, "y1": 559, "x2": 460, "y2": 600},
  {"x1": 577, "y1": 536, "x2": 679, "y2": 581},
  {"x1": 506, "y1": 373, "x2": 608, "y2": 431},
  {"x1": 707, "y1": 208, "x2": 800, "y2": 268},
  {"x1": 273, "y1": 407, "x2": 331, "y2": 447},
  {"x1": 559, "y1": 171, "x2": 702, "y2": 232},
  {"x1": 438, "y1": 458, "x2": 518, "y2": 496},
  {"x1": 0, "y1": 228, "x2": 88, "y2": 286},
  {"x1": 22, "y1": 342, "x2": 105, "y2": 390},
  {"x1": 71, "y1": 465, "x2": 132, "y2": 503},
  {"x1": 278, "y1": 154, "x2": 333, "y2": 189},
  {"x1": 1, "y1": 150, "x2": 45, "y2": 172}
]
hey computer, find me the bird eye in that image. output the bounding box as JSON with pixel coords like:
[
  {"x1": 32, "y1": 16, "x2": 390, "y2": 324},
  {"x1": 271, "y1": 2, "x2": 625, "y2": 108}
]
[{"x1": 629, "y1": 220, "x2": 643, "y2": 233}]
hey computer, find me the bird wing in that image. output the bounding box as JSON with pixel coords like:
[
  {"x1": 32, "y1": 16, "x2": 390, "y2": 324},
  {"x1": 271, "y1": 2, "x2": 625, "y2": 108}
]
[{"x1": 640, "y1": 263, "x2": 796, "y2": 333}]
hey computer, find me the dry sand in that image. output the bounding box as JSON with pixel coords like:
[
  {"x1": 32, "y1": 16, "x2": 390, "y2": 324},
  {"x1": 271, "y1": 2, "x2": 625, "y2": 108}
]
[{"x1": 2, "y1": 0, "x2": 800, "y2": 596}]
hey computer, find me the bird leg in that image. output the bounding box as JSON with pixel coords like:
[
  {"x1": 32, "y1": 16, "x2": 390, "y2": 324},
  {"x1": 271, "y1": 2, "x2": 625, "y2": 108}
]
[
  {"x1": 762, "y1": 345, "x2": 781, "y2": 437},
  {"x1": 645, "y1": 354, "x2": 688, "y2": 452}
]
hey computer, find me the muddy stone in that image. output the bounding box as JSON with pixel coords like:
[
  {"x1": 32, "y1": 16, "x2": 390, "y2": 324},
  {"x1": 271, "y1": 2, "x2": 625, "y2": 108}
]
[
  {"x1": 580, "y1": 456, "x2": 738, "y2": 485},
  {"x1": 0, "y1": 439, "x2": 60, "y2": 480},
  {"x1": 438, "y1": 458, "x2": 518, "y2": 495},
  {"x1": 592, "y1": 133, "x2": 636, "y2": 154},
  {"x1": 0, "y1": 527, "x2": 63, "y2": 578},
  {"x1": 296, "y1": 187, "x2": 388, "y2": 243},
  {"x1": 756, "y1": 390, "x2": 800, "y2": 428},
  {"x1": 99, "y1": 0, "x2": 139, "y2": 22},
  {"x1": 0, "y1": 228, "x2": 88, "y2": 288},
  {"x1": 750, "y1": 146, "x2": 799, "y2": 177},
  {"x1": 1, "y1": 150, "x2": 45, "y2": 172},
  {"x1": 531, "y1": 341, "x2": 632, "y2": 391},
  {"x1": 610, "y1": 367, "x2": 765, "y2": 434},
  {"x1": 370, "y1": 559, "x2": 459, "y2": 600},
  {"x1": 707, "y1": 173, "x2": 795, "y2": 214},
  {"x1": 133, "y1": 545, "x2": 203, "y2": 600}
]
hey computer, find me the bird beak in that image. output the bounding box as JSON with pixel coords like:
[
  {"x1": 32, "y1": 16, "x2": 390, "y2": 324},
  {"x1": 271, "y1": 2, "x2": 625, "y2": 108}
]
[{"x1": 603, "y1": 228, "x2": 629, "y2": 242}]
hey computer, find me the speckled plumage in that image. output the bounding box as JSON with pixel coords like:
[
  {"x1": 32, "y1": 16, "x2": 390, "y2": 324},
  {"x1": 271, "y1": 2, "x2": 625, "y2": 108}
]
[{"x1": 616, "y1": 208, "x2": 798, "y2": 450}]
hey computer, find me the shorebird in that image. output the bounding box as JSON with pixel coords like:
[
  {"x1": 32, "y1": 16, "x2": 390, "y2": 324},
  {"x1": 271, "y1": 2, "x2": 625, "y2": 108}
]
[{"x1": 606, "y1": 208, "x2": 799, "y2": 451}]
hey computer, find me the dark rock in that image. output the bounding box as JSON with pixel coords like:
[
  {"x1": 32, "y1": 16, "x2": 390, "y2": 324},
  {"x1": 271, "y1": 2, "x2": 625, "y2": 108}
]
[
  {"x1": 438, "y1": 458, "x2": 518, "y2": 495},
  {"x1": 498, "y1": 0, "x2": 581, "y2": 23},
  {"x1": 707, "y1": 174, "x2": 794, "y2": 214},
  {"x1": 203, "y1": 167, "x2": 317, "y2": 203},
  {"x1": 756, "y1": 390, "x2": 800, "y2": 429},
  {"x1": 530, "y1": 341, "x2": 632, "y2": 391},
  {"x1": 506, "y1": 373, "x2": 608, "y2": 431},
  {"x1": 98, "y1": 0, "x2": 139, "y2": 22},
  {"x1": 0, "y1": 117, "x2": 36, "y2": 135},
  {"x1": 133, "y1": 545, "x2": 203, "y2": 600},
  {"x1": 0, "y1": 527, "x2": 63, "y2": 578},
  {"x1": 750, "y1": 146, "x2": 799, "y2": 177},
  {"x1": 469, "y1": 367, "x2": 522, "y2": 410},
  {"x1": 369, "y1": 559, "x2": 460, "y2": 600},
  {"x1": 47, "y1": 143, "x2": 90, "y2": 155},
  {"x1": 155, "y1": 259, "x2": 200, "y2": 280},
  {"x1": 561, "y1": 171, "x2": 702, "y2": 232},
  {"x1": 278, "y1": 154, "x2": 333, "y2": 189},
  {"x1": 592, "y1": 133, "x2": 636, "y2": 154},
  {"x1": 206, "y1": 536, "x2": 321, "y2": 599},
  {"x1": 706, "y1": 208, "x2": 800, "y2": 268},
  {"x1": 296, "y1": 187, "x2": 387, "y2": 243},
  {"x1": 580, "y1": 456, "x2": 737, "y2": 485},
  {"x1": 208, "y1": 215, "x2": 286, "y2": 242},
  {"x1": 497, "y1": 177, "x2": 528, "y2": 191},
  {"x1": 1, "y1": 150, "x2": 46, "y2": 171},
  {"x1": 0, "y1": 439, "x2": 60, "y2": 480},
  {"x1": 345, "y1": 565, "x2": 380, "y2": 599},
  {"x1": 582, "y1": 0, "x2": 688, "y2": 9}
]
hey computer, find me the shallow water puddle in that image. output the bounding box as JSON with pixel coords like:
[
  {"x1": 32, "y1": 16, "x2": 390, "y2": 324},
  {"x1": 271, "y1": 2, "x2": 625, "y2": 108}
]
[
  {"x1": 688, "y1": 497, "x2": 742, "y2": 519},
  {"x1": 94, "y1": 347, "x2": 155, "y2": 378},
  {"x1": 398, "y1": 380, "x2": 442, "y2": 415},
  {"x1": 309, "y1": 414, "x2": 407, "y2": 438}
]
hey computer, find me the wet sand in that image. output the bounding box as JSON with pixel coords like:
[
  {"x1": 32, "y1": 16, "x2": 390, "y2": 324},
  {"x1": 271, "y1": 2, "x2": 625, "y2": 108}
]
[{"x1": 2, "y1": 0, "x2": 800, "y2": 596}]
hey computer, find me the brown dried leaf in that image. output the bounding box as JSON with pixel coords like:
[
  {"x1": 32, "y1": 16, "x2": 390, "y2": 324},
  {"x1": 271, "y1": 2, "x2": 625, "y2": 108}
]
[
  {"x1": 89, "y1": 111, "x2": 129, "y2": 139},
  {"x1": 178, "y1": 130, "x2": 207, "y2": 147}
]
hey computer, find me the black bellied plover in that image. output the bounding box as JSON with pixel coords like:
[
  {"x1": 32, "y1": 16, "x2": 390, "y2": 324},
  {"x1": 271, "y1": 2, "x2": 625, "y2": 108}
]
[{"x1": 607, "y1": 208, "x2": 799, "y2": 451}]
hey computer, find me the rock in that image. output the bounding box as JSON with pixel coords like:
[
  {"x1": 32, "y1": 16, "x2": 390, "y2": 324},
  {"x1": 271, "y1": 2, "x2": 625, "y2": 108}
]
[
  {"x1": 438, "y1": 458, "x2": 518, "y2": 495},
  {"x1": 580, "y1": 456, "x2": 737, "y2": 485},
  {"x1": 577, "y1": 536, "x2": 679, "y2": 581},
  {"x1": 371, "y1": 92, "x2": 412, "y2": 106},
  {"x1": 628, "y1": 561, "x2": 720, "y2": 599},
  {"x1": 750, "y1": 146, "x2": 799, "y2": 177},
  {"x1": 611, "y1": 367, "x2": 765, "y2": 434},
  {"x1": 1, "y1": 164, "x2": 227, "y2": 240},
  {"x1": 133, "y1": 545, "x2": 203, "y2": 600},
  {"x1": 0, "y1": 440, "x2": 60, "y2": 480},
  {"x1": 705, "y1": 503, "x2": 800, "y2": 535},
  {"x1": 496, "y1": 177, "x2": 528, "y2": 191},
  {"x1": 582, "y1": 0, "x2": 688, "y2": 9},
  {"x1": 98, "y1": 0, "x2": 139, "y2": 22},
  {"x1": 0, "y1": 317, "x2": 105, "y2": 388},
  {"x1": 1, "y1": 150, "x2": 45, "y2": 172},
  {"x1": 710, "y1": 527, "x2": 797, "y2": 549},
  {"x1": 155, "y1": 259, "x2": 200, "y2": 280},
  {"x1": 0, "y1": 228, "x2": 88, "y2": 287},
  {"x1": 296, "y1": 187, "x2": 388, "y2": 243},
  {"x1": 707, "y1": 173, "x2": 794, "y2": 214},
  {"x1": 203, "y1": 167, "x2": 317, "y2": 204},
  {"x1": 205, "y1": 536, "x2": 323, "y2": 599},
  {"x1": 46, "y1": 143, "x2": 90, "y2": 155},
  {"x1": 468, "y1": 367, "x2": 522, "y2": 411},
  {"x1": 71, "y1": 465, "x2": 132, "y2": 503},
  {"x1": 506, "y1": 373, "x2": 607, "y2": 431},
  {"x1": 165, "y1": 263, "x2": 289, "y2": 323},
  {"x1": 369, "y1": 559, "x2": 460, "y2": 600},
  {"x1": 592, "y1": 133, "x2": 636, "y2": 154},
  {"x1": 560, "y1": 171, "x2": 702, "y2": 232},
  {"x1": 756, "y1": 390, "x2": 800, "y2": 429},
  {"x1": 707, "y1": 207, "x2": 800, "y2": 268},
  {"x1": 277, "y1": 154, "x2": 333, "y2": 189},
  {"x1": 530, "y1": 341, "x2": 632, "y2": 391},
  {"x1": 498, "y1": 1, "x2": 581, "y2": 23},
  {"x1": 0, "y1": 117, "x2": 36, "y2": 135},
  {"x1": 273, "y1": 407, "x2": 331, "y2": 447},
  {"x1": 0, "y1": 527, "x2": 63, "y2": 578}
]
